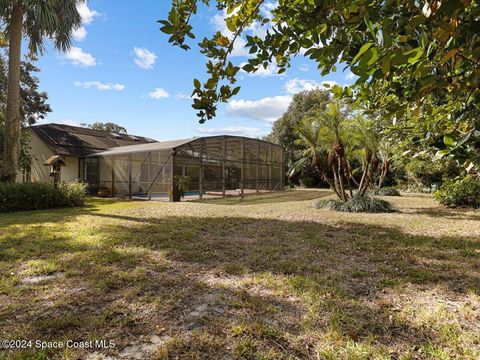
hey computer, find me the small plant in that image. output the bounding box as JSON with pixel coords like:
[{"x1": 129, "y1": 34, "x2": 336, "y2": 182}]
[
  {"x1": 434, "y1": 176, "x2": 480, "y2": 208},
  {"x1": 315, "y1": 195, "x2": 393, "y2": 213},
  {"x1": 171, "y1": 175, "x2": 190, "y2": 202},
  {"x1": 368, "y1": 187, "x2": 401, "y2": 196}
]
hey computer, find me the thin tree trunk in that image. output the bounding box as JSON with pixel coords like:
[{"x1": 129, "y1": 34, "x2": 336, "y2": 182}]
[
  {"x1": 332, "y1": 165, "x2": 346, "y2": 201},
  {"x1": 361, "y1": 161, "x2": 376, "y2": 196},
  {"x1": 336, "y1": 156, "x2": 347, "y2": 200},
  {"x1": 362, "y1": 166, "x2": 374, "y2": 196},
  {"x1": 312, "y1": 152, "x2": 342, "y2": 199},
  {"x1": 358, "y1": 161, "x2": 369, "y2": 194},
  {"x1": 347, "y1": 163, "x2": 360, "y2": 187},
  {"x1": 345, "y1": 168, "x2": 353, "y2": 198},
  {"x1": 2, "y1": 4, "x2": 23, "y2": 182},
  {"x1": 378, "y1": 160, "x2": 389, "y2": 188}
]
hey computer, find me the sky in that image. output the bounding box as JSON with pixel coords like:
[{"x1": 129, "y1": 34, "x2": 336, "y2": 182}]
[{"x1": 33, "y1": 0, "x2": 356, "y2": 141}]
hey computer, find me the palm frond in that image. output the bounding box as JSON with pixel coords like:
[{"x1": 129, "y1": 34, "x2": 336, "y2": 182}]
[
  {"x1": 288, "y1": 157, "x2": 308, "y2": 178},
  {"x1": 23, "y1": 0, "x2": 84, "y2": 55}
]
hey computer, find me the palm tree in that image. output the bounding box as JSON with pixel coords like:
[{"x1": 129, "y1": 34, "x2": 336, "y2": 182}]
[
  {"x1": 290, "y1": 103, "x2": 381, "y2": 201},
  {"x1": 0, "y1": 0, "x2": 82, "y2": 182},
  {"x1": 290, "y1": 102, "x2": 350, "y2": 200},
  {"x1": 289, "y1": 115, "x2": 341, "y2": 197},
  {"x1": 350, "y1": 116, "x2": 379, "y2": 196}
]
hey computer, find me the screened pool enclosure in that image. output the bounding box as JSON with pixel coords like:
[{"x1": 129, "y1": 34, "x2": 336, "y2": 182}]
[{"x1": 86, "y1": 136, "x2": 285, "y2": 200}]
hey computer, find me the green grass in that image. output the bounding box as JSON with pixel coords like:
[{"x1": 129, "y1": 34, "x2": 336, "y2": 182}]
[{"x1": 0, "y1": 190, "x2": 479, "y2": 359}]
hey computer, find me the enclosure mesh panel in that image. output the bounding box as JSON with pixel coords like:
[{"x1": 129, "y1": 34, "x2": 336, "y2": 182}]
[{"x1": 90, "y1": 136, "x2": 284, "y2": 199}]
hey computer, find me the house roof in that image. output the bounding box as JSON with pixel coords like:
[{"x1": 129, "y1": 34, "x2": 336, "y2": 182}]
[{"x1": 31, "y1": 123, "x2": 157, "y2": 157}]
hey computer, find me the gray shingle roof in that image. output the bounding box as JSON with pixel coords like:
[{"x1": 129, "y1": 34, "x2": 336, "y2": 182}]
[{"x1": 32, "y1": 123, "x2": 157, "y2": 157}]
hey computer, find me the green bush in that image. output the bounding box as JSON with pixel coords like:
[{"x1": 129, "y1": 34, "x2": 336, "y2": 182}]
[
  {"x1": 0, "y1": 182, "x2": 86, "y2": 212},
  {"x1": 315, "y1": 195, "x2": 393, "y2": 213},
  {"x1": 434, "y1": 176, "x2": 480, "y2": 208},
  {"x1": 368, "y1": 187, "x2": 401, "y2": 196},
  {"x1": 401, "y1": 158, "x2": 460, "y2": 192}
]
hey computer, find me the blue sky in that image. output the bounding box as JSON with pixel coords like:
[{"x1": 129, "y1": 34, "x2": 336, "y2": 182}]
[{"x1": 34, "y1": 0, "x2": 355, "y2": 140}]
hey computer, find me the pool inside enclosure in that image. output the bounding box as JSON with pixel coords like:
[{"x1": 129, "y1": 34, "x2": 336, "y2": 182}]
[{"x1": 87, "y1": 136, "x2": 285, "y2": 200}]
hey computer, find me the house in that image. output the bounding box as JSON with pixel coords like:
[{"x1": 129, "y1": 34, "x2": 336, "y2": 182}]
[
  {"x1": 18, "y1": 123, "x2": 156, "y2": 189},
  {"x1": 20, "y1": 123, "x2": 285, "y2": 199}
]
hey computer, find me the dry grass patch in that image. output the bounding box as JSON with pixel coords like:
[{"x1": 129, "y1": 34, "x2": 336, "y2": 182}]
[{"x1": 0, "y1": 191, "x2": 479, "y2": 359}]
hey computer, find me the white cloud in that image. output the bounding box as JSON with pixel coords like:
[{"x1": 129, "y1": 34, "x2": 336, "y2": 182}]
[
  {"x1": 74, "y1": 81, "x2": 125, "y2": 91},
  {"x1": 283, "y1": 78, "x2": 338, "y2": 94},
  {"x1": 175, "y1": 92, "x2": 199, "y2": 100},
  {"x1": 175, "y1": 92, "x2": 190, "y2": 99},
  {"x1": 261, "y1": 1, "x2": 278, "y2": 15},
  {"x1": 72, "y1": 2, "x2": 101, "y2": 42},
  {"x1": 226, "y1": 95, "x2": 292, "y2": 122},
  {"x1": 210, "y1": 6, "x2": 272, "y2": 58},
  {"x1": 72, "y1": 26, "x2": 87, "y2": 41},
  {"x1": 133, "y1": 47, "x2": 157, "y2": 69},
  {"x1": 77, "y1": 2, "x2": 100, "y2": 24},
  {"x1": 148, "y1": 88, "x2": 170, "y2": 99},
  {"x1": 65, "y1": 47, "x2": 96, "y2": 67},
  {"x1": 196, "y1": 126, "x2": 264, "y2": 138},
  {"x1": 299, "y1": 63, "x2": 309, "y2": 72},
  {"x1": 345, "y1": 71, "x2": 356, "y2": 81}
]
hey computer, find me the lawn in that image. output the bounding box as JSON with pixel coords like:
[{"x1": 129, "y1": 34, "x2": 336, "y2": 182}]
[{"x1": 0, "y1": 190, "x2": 479, "y2": 359}]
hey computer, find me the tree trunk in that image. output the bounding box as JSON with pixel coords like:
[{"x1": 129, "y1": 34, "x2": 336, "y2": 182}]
[
  {"x1": 347, "y1": 163, "x2": 360, "y2": 187},
  {"x1": 378, "y1": 160, "x2": 389, "y2": 188},
  {"x1": 358, "y1": 161, "x2": 369, "y2": 195},
  {"x1": 336, "y1": 156, "x2": 347, "y2": 200},
  {"x1": 2, "y1": 4, "x2": 23, "y2": 182},
  {"x1": 361, "y1": 165, "x2": 374, "y2": 196},
  {"x1": 331, "y1": 164, "x2": 346, "y2": 201},
  {"x1": 344, "y1": 163, "x2": 353, "y2": 198},
  {"x1": 312, "y1": 152, "x2": 342, "y2": 198}
]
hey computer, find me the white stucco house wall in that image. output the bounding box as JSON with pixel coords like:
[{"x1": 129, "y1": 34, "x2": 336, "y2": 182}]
[{"x1": 17, "y1": 123, "x2": 156, "y2": 190}]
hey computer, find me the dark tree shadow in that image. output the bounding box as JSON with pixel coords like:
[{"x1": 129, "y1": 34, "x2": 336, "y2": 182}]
[
  {"x1": 195, "y1": 190, "x2": 331, "y2": 205},
  {"x1": 0, "y1": 208, "x2": 479, "y2": 359}
]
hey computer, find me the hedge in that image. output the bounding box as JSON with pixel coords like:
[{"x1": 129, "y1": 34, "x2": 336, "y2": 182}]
[{"x1": 0, "y1": 182, "x2": 86, "y2": 212}]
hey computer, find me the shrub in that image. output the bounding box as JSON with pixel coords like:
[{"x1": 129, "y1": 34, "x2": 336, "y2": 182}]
[
  {"x1": 0, "y1": 182, "x2": 86, "y2": 212},
  {"x1": 434, "y1": 176, "x2": 480, "y2": 208},
  {"x1": 401, "y1": 158, "x2": 460, "y2": 192},
  {"x1": 315, "y1": 195, "x2": 393, "y2": 213},
  {"x1": 368, "y1": 187, "x2": 401, "y2": 196}
]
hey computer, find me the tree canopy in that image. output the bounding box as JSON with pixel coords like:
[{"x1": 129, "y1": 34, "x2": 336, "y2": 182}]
[
  {"x1": 0, "y1": 53, "x2": 51, "y2": 127},
  {"x1": 267, "y1": 89, "x2": 330, "y2": 168},
  {"x1": 81, "y1": 122, "x2": 128, "y2": 134},
  {"x1": 0, "y1": 0, "x2": 82, "y2": 181},
  {"x1": 160, "y1": 0, "x2": 479, "y2": 163},
  {"x1": 0, "y1": 53, "x2": 51, "y2": 171}
]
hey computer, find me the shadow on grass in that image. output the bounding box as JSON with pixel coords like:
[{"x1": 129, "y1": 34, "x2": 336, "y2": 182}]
[
  {"x1": 0, "y1": 209, "x2": 479, "y2": 358},
  {"x1": 409, "y1": 207, "x2": 480, "y2": 220},
  {"x1": 196, "y1": 189, "x2": 331, "y2": 205}
]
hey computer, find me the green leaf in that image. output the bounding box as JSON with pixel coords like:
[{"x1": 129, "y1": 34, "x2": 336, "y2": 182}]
[
  {"x1": 405, "y1": 48, "x2": 423, "y2": 64},
  {"x1": 351, "y1": 43, "x2": 374, "y2": 66},
  {"x1": 443, "y1": 135, "x2": 457, "y2": 147},
  {"x1": 205, "y1": 78, "x2": 216, "y2": 90}
]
